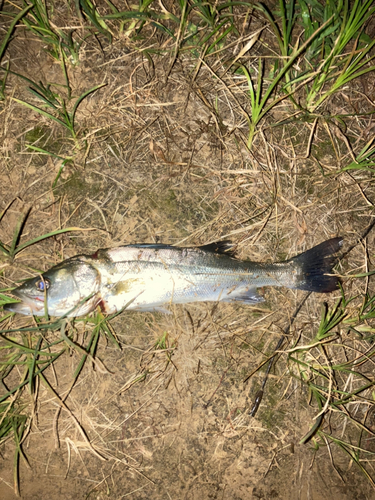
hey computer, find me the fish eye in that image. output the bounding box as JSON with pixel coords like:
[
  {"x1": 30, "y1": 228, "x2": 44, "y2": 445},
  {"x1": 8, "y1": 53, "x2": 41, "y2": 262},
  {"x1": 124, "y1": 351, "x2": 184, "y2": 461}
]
[{"x1": 35, "y1": 278, "x2": 50, "y2": 292}]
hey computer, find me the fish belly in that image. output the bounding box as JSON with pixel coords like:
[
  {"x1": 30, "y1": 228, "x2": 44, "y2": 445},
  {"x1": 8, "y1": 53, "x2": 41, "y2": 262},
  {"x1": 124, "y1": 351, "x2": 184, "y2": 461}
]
[{"x1": 98, "y1": 261, "x2": 267, "y2": 313}]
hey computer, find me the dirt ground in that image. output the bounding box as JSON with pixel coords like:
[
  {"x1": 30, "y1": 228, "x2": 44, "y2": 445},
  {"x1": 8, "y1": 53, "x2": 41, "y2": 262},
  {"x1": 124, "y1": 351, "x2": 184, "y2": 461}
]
[{"x1": 1, "y1": 2, "x2": 375, "y2": 499}]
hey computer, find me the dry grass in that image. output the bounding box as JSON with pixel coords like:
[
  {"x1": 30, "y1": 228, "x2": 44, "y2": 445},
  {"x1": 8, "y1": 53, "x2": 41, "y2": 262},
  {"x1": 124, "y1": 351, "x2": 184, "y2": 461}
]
[{"x1": 1, "y1": 1, "x2": 375, "y2": 498}]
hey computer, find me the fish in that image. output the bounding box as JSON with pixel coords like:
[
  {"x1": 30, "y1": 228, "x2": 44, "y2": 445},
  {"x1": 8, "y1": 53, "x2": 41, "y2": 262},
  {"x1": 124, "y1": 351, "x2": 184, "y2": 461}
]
[{"x1": 3, "y1": 238, "x2": 343, "y2": 318}]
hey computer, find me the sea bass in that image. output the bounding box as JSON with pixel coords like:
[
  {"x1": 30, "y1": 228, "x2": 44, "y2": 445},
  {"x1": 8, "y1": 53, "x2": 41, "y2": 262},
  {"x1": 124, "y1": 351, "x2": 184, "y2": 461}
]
[{"x1": 3, "y1": 238, "x2": 342, "y2": 318}]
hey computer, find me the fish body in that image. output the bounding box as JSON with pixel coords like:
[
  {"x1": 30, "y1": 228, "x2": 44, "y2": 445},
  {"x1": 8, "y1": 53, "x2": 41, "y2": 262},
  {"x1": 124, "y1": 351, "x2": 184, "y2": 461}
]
[{"x1": 4, "y1": 238, "x2": 342, "y2": 317}]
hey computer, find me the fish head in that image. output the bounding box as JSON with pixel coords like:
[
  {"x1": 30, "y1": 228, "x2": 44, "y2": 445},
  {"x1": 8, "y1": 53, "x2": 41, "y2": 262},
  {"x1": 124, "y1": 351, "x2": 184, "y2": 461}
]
[{"x1": 4, "y1": 257, "x2": 101, "y2": 317}]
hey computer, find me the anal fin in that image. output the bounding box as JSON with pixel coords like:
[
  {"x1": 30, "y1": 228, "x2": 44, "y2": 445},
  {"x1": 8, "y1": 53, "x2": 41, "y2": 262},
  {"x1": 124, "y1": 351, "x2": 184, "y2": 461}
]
[
  {"x1": 135, "y1": 305, "x2": 172, "y2": 314},
  {"x1": 221, "y1": 287, "x2": 265, "y2": 304}
]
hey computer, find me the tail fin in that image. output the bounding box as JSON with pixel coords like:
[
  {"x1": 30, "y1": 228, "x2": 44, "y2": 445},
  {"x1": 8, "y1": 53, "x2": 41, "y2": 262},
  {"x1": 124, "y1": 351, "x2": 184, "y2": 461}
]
[{"x1": 292, "y1": 238, "x2": 343, "y2": 293}]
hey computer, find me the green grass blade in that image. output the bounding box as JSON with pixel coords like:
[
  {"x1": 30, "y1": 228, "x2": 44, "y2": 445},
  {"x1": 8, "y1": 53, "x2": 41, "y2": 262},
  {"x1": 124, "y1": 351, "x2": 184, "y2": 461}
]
[
  {"x1": 8, "y1": 209, "x2": 31, "y2": 259},
  {"x1": 70, "y1": 83, "x2": 107, "y2": 130},
  {"x1": 13, "y1": 227, "x2": 91, "y2": 255},
  {"x1": 71, "y1": 329, "x2": 98, "y2": 380},
  {"x1": 27, "y1": 87, "x2": 59, "y2": 109},
  {"x1": 28, "y1": 337, "x2": 43, "y2": 395},
  {"x1": 25, "y1": 145, "x2": 68, "y2": 161},
  {"x1": 0, "y1": 5, "x2": 33, "y2": 62},
  {"x1": 258, "y1": 15, "x2": 335, "y2": 119},
  {"x1": 0, "y1": 335, "x2": 61, "y2": 357},
  {"x1": 78, "y1": 0, "x2": 112, "y2": 41},
  {"x1": 96, "y1": 314, "x2": 120, "y2": 349},
  {"x1": 0, "y1": 241, "x2": 10, "y2": 255},
  {"x1": 0, "y1": 349, "x2": 65, "y2": 404},
  {"x1": 12, "y1": 98, "x2": 71, "y2": 131}
]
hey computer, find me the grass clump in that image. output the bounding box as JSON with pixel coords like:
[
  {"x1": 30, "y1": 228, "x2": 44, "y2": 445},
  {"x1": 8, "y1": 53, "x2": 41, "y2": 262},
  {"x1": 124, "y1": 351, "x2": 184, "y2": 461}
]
[
  {"x1": 284, "y1": 295, "x2": 375, "y2": 484},
  {"x1": 13, "y1": 75, "x2": 106, "y2": 144}
]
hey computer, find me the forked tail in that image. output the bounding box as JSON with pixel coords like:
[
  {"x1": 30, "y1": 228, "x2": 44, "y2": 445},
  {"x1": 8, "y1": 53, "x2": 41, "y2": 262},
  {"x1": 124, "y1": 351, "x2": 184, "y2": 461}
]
[{"x1": 292, "y1": 237, "x2": 343, "y2": 293}]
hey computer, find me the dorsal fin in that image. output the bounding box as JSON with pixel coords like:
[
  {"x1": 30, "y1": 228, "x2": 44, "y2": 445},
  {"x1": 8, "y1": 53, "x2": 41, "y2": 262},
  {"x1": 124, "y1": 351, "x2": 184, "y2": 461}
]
[
  {"x1": 198, "y1": 240, "x2": 236, "y2": 257},
  {"x1": 126, "y1": 244, "x2": 174, "y2": 250},
  {"x1": 108, "y1": 242, "x2": 237, "y2": 256}
]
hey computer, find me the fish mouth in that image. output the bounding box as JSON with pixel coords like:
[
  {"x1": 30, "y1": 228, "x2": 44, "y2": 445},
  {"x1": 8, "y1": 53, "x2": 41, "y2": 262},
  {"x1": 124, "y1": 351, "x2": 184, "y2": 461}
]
[
  {"x1": 3, "y1": 301, "x2": 38, "y2": 315},
  {"x1": 3, "y1": 291, "x2": 45, "y2": 316}
]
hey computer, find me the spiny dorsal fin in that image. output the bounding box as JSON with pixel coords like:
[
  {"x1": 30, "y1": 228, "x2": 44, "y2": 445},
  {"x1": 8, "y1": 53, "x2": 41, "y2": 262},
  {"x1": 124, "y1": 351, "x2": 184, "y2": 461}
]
[
  {"x1": 198, "y1": 240, "x2": 236, "y2": 257},
  {"x1": 126, "y1": 244, "x2": 174, "y2": 250}
]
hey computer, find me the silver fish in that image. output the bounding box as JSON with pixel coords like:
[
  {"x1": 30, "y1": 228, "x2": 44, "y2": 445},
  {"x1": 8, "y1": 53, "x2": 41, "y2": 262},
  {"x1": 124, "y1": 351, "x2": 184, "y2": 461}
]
[{"x1": 3, "y1": 238, "x2": 342, "y2": 317}]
